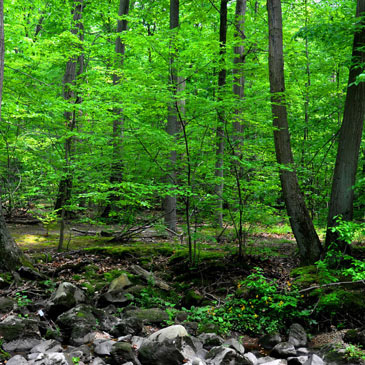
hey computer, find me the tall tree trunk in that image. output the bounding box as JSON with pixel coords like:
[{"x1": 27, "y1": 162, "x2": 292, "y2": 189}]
[
  {"x1": 214, "y1": 0, "x2": 228, "y2": 228},
  {"x1": 54, "y1": 0, "x2": 84, "y2": 214},
  {"x1": 232, "y1": 0, "x2": 247, "y2": 142},
  {"x1": 102, "y1": 0, "x2": 130, "y2": 219},
  {"x1": 163, "y1": 0, "x2": 179, "y2": 232},
  {"x1": 0, "y1": 0, "x2": 24, "y2": 270},
  {"x1": 57, "y1": 0, "x2": 84, "y2": 251},
  {"x1": 267, "y1": 0, "x2": 322, "y2": 264},
  {"x1": 325, "y1": 0, "x2": 365, "y2": 252},
  {"x1": 229, "y1": 0, "x2": 247, "y2": 257}
]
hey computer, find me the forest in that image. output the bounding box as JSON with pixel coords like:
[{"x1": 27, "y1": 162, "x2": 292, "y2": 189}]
[{"x1": 0, "y1": 0, "x2": 364, "y2": 364}]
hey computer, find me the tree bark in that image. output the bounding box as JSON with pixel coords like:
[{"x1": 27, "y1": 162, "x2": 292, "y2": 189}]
[
  {"x1": 102, "y1": 0, "x2": 130, "y2": 219},
  {"x1": 163, "y1": 0, "x2": 179, "y2": 232},
  {"x1": 267, "y1": 0, "x2": 322, "y2": 264},
  {"x1": 325, "y1": 0, "x2": 365, "y2": 252},
  {"x1": 54, "y1": 0, "x2": 84, "y2": 215},
  {"x1": 232, "y1": 0, "x2": 247, "y2": 140},
  {"x1": 214, "y1": 0, "x2": 228, "y2": 228},
  {"x1": 0, "y1": 0, "x2": 24, "y2": 270}
]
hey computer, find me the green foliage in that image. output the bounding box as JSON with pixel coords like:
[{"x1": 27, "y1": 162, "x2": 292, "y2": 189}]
[
  {"x1": 15, "y1": 292, "x2": 32, "y2": 308},
  {"x1": 343, "y1": 344, "x2": 365, "y2": 362},
  {"x1": 185, "y1": 268, "x2": 311, "y2": 335}
]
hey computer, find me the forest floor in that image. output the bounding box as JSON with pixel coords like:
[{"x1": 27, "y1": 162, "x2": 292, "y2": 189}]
[{"x1": 3, "y1": 220, "x2": 365, "y2": 362}]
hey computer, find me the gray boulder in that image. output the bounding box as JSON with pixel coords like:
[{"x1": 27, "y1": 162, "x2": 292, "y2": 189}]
[
  {"x1": 124, "y1": 308, "x2": 169, "y2": 325},
  {"x1": 288, "y1": 324, "x2": 307, "y2": 348},
  {"x1": 47, "y1": 282, "x2": 86, "y2": 317},
  {"x1": 138, "y1": 338, "x2": 185, "y2": 365},
  {"x1": 304, "y1": 354, "x2": 324, "y2": 365},
  {"x1": 271, "y1": 342, "x2": 297, "y2": 358},
  {"x1": 27, "y1": 351, "x2": 74, "y2": 364},
  {"x1": 3, "y1": 338, "x2": 42, "y2": 352},
  {"x1": 30, "y1": 339, "x2": 62, "y2": 354},
  {"x1": 0, "y1": 315, "x2": 40, "y2": 341},
  {"x1": 224, "y1": 338, "x2": 245, "y2": 355},
  {"x1": 241, "y1": 352, "x2": 258, "y2": 365},
  {"x1": 287, "y1": 356, "x2": 309, "y2": 365},
  {"x1": 94, "y1": 339, "x2": 117, "y2": 356},
  {"x1": 110, "y1": 342, "x2": 141, "y2": 365},
  {"x1": 56, "y1": 304, "x2": 98, "y2": 345},
  {"x1": 205, "y1": 346, "x2": 237, "y2": 364},
  {"x1": 148, "y1": 325, "x2": 189, "y2": 342},
  {"x1": 259, "y1": 333, "x2": 282, "y2": 350},
  {"x1": 111, "y1": 316, "x2": 143, "y2": 337},
  {"x1": 109, "y1": 273, "x2": 132, "y2": 292},
  {"x1": 6, "y1": 355, "x2": 28, "y2": 365},
  {"x1": 198, "y1": 333, "x2": 224, "y2": 350}
]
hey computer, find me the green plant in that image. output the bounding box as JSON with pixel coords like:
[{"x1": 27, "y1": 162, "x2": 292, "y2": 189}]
[
  {"x1": 185, "y1": 268, "x2": 311, "y2": 335},
  {"x1": 15, "y1": 292, "x2": 32, "y2": 308},
  {"x1": 0, "y1": 338, "x2": 10, "y2": 361},
  {"x1": 72, "y1": 356, "x2": 80, "y2": 365},
  {"x1": 343, "y1": 344, "x2": 365, "y2": 361}
]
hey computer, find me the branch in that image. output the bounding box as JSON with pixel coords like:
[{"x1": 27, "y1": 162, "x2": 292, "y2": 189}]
[{"x1": 299, "y1": 280, "x2": 365, "y2": 293}]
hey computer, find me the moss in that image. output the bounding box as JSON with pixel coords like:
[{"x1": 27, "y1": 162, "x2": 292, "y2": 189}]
[{"x1": 291, "y1": 265, "x2": 319, "y2": 287}]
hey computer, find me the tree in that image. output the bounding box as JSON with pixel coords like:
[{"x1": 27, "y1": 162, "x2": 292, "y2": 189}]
[
  {"x1": 57, "y1": 0, "x2": 84, "y2": 251},
  {"x1": 102, "y1": 0, "x2": 130, "y2": 219},
  {"x1": 0, "y1": 0, "x2": 24, "y2": 270},
  {"x1": 267, "y1": 0, "x2": 322, "y2": 264},
  {"x1": 214, "y1": 0, "x2": 228, "y2": 228},
  {"x1": 163, "y1": 0, "x2": 179, "y2": 232},
  {"x1": 325, "y1": 0, "x2": 365, "y2": 252}
]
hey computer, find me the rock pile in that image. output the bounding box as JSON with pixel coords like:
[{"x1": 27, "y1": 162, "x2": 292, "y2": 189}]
[{"x1": 0, "y1": 274, "x2": 349, "y2": 364}]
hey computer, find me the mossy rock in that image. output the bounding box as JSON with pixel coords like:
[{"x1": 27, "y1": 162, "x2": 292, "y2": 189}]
[
  {"x1": 181, "y1": 289, "x2": 204, "y2": 308},
  {"x1": 125, "y1": 308, "x2": 169, "y2": 325},
  {"x1": 291, "y1": 265, "x2": 319, "y2": 287}
]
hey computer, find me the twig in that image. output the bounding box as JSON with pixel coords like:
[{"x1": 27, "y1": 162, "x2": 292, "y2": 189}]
[{"x1": 299, "y1": 280, "x2": 365, "y2": 293}]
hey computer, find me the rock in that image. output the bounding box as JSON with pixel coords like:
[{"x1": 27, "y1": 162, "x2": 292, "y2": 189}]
[
  {"x1": 259, "y1": 333, "x2": 282, "y2": 350},
  {"x1": 206, "y1": 346, "x2": 237, "y2": 364},
  {"x1": 98, "y1": 312, "x2": 121, "y2": 333},
  {"x1": 288, "y1": 324, "x2": 307, "y2": 348},
  {"x1": 99, "y1": 291, "x2": 133, "y2": 307},
  {"x1": 257, "y1": 357, "x2": 280, "y2": 364},
  {"x1": 18, "y1": 266, "x2": 47, "y2": 281},
  {"x1": 92, "y1": 358, "x2": 107, "y2": 365},
  {"x1": 0, "y1": 297, "x2": 15, "y2": 313},
  {"x1": 224, "y1": 338, "x2": 245, "y2": 355},
  {"x1": 287, "y1": 356, "x2": 309, "y2": 365},
  {"x1": 30, "y1": 339, "x2": 62, "y2": 353},
  {"x1": 271, "y1": 342, "x2": 297, "y2": 358},
  {"x1": 242, "y1": 352, "x2": 258, "y2": 365},
  {"x1": 56, "y1": 304, "x2": 98, "y2": 345},
  {"x1": 148, "y1": 325, "x2": 189, "y2": 342},
  {"x1": 344, "y1": 328, "x2": 365, "y2": 347},
  {"x1": 110, "y1": 342, "x2": 141, "y2": 365},
  {"x1": 181, "y1": 289, "x2": 204, "y2": 308},
  {"x1": 94, "y1": 339, "x2": 117, "y2": 356},
  {"x1": 6, "y1": 355, "x2": 28, "y2": 365},
  {"x1": 3, "y1": 338, "x2": 42, "y2": 352},
  {"x1": 139, "y1": 338, "x2": 185, "y2": 365},
  {"x1": 0, "y1": 315, "x2": 40, "y2": 341},
  {"x1": 296, "y1": 348, "x2": 309, "y2": 356},
  {"x1": 125, "y1": 308, "x2": 169, "y2": 325},
  {"x1": 303, "y1": 354, "x2": 324, "y2": 365},
  {"x1": 109, "y1": 273, "x2": 132, "y2": 292},
  {"x1": 112, "y1": 316, "x2": 143, "y2": 336},
  {"x1": 27, "y1": 351, "x2": 74, "y2": 364},
  {"x1": 47, "y1": 282, "x2": 86, "y2": 317},
  {"x1": 198, "y1": 333, "x2": 224, "y2": 350}
]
